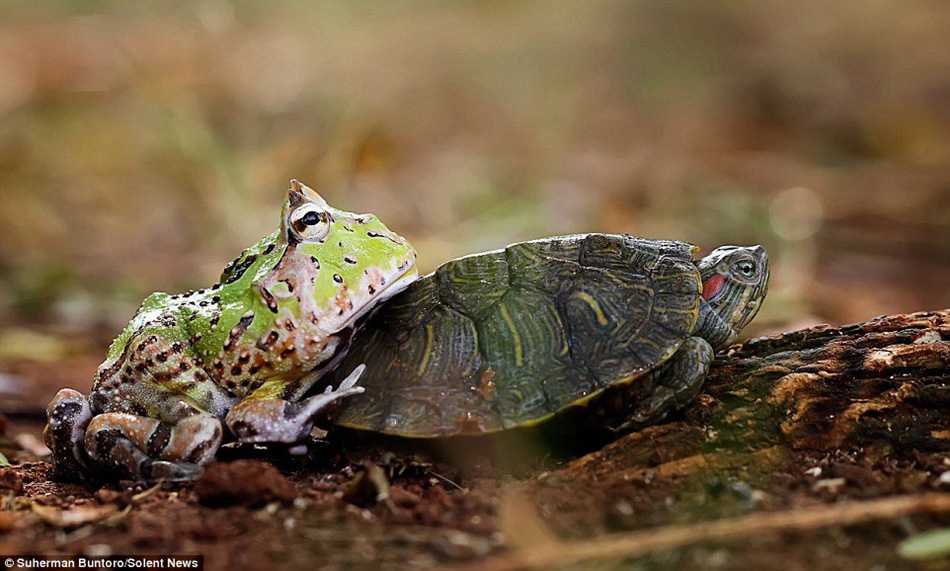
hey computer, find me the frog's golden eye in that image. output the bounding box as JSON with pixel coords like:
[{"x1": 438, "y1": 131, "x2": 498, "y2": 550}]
[{"x1": 289, "y1": 204, "x2": 331, "y2": 242}]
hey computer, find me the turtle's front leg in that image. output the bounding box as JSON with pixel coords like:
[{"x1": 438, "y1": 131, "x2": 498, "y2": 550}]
[
  {"x1": 226, "y1": 365, "x2": 365, "y2": 445},
  {"x1": 614, "y1": 336, "x2": 714, "y2": 433}
]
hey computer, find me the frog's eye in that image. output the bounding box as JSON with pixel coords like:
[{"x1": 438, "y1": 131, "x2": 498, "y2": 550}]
[{"x1": 289, "y1": 205, "x2": 331, "y2": 242}]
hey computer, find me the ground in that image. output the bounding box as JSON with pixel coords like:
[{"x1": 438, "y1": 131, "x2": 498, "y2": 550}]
[
  {"x1": 2, "y1": 3, "x2": 949, "y2": 569},
  {"x1": 1, "y1": 311, "x2": 948, "y2": 570}
]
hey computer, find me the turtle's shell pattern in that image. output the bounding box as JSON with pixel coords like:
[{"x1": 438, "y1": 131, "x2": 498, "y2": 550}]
[{"x1": 331, "y1": 234, "x2": 702, "y2": 437}]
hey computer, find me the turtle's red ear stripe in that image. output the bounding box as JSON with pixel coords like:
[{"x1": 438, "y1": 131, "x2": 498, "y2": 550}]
[{"x1": 701, "y1": 274, "x2": 727, "y2": 300}]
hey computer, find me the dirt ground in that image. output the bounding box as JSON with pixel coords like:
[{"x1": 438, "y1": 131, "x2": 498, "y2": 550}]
[
  {"x1": 0, "y1": 446, "x2": 945, "y2": 571},
  {"x1": 2, "y1": 3, "x2": 949, "y2": 569},
  {"x1": 1, "y1": 312, "x2": 948, "y2": 570}
]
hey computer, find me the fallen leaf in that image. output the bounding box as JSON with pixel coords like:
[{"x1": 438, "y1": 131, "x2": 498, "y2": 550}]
[
  {"x1": 31, "y1": 503, "x2": 119, "y2": 528},
  {"x1": 898, "y1": 527, "x2": 950, "y2": 560}
]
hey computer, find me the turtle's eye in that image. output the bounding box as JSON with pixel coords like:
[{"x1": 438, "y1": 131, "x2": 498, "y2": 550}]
[
  {"x1": 289, "y1": 205, "x2": 331, "y2": 241},
  {"x1": 734, "y1": 260, "x2": 756, "y2": 279}
]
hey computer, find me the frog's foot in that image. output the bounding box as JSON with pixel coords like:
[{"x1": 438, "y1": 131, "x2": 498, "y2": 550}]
[
  {"x1": 613, "y1": 336, "x2": 713, "y2": 433},
  {"x1": 44, "y1": 389, "x2": 94, "y2": 481},
  {"x1": 227, "y1": 365, "x2": 366, "y2": 444},
  {"x1": 84, "y1": 412, "x2": 223, "y2": 481}
]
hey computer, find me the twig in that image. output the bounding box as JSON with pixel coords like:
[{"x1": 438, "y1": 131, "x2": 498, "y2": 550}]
[
  {"x1": 427, "y1": 469, "x2": 465, "y2": 491},
  {"x1": 449, "y1": 493, "x2": 950, "y2": 571}
]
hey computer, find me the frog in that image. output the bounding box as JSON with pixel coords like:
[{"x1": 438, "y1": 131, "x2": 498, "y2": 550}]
[{"x1": 44, "y1": 180, "x2": 418, "y2": 481}]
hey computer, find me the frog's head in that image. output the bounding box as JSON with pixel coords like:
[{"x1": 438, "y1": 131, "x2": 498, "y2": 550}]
[{"x1": 264, "y1": 180, "x2": 417, "y2": 335}]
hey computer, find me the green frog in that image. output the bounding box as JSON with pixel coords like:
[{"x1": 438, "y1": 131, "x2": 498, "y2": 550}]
[{"x1": 45, "y1": 180, "x2": 418, "y2": 481}]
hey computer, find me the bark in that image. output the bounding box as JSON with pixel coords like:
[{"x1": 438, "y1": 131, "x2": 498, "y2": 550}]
[
  {"x1": 707, "y1": 309, "x2": 949, "y2": 453},
  {"x1": 559, "y1": 309, "x2": 950, "y2": 485}
]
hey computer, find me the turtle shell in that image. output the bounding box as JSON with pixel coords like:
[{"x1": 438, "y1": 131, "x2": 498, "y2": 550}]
[{"x1": 330, "y1": 233, "x2": 702, "y2": 437}]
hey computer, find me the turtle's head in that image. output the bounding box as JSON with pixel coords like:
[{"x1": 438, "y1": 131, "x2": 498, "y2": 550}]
[{"x1": 696, "y1": 245, "x2": 770, "y2": 347}]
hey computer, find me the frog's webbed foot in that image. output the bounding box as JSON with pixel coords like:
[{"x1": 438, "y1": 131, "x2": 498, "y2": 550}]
[
  {"x1": 84, "y1": 412, "x2": 223, "y2": 482},
  {"x1": 227, "y1": 365, "x2": 366, "y2": 444},
  {"x1": 45, "y1": 389, "x2": 94, "y2": 481}
]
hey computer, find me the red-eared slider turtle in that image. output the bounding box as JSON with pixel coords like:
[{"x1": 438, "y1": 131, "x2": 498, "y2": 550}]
[{"x1": 327, "y1": 234, "x2": 769, "y2": 437}]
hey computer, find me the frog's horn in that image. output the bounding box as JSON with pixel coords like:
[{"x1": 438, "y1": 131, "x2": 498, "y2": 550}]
[{"x1": 288, "y1": 179, "x2": 329, "y2": 209}]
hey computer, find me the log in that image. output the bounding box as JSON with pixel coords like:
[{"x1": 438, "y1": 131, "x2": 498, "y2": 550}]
[
  {"x1": 556, "y1": 309, "x2": 950, "y2": 485},
  {"x1": 489, "y1": 310, "x2": 950, "y2": 568},
  {"x1": 708, "y1": 309, "x2": 949, "y2": 453}
]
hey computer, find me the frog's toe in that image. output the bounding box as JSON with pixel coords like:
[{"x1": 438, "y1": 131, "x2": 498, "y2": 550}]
[
  {"x1": 333, "y1": 364, "x2": 366, "y2": 393},
  {"x1": 299, "y1": 379, "x2": 364, "y2": 423},
  {"x1": 167, "y1": 414, "x2": 223, "y2": 466},
  {"x1": 143, "y1": 460, "x2": 204, "y2": 482},
  {"x1": 287, "y1": 442, "x2": 309, "y2": 456},
  {"x1": 44, "y1": 389, "x2": 94, "y2": 481},
  {"x1": 89, "y1": 436, "x2": 206, "y2": 482}
]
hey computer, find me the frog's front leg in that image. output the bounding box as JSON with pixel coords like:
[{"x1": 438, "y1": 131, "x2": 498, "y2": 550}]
[
  {"x1": 226, "y1": 365, "x2": 365, "y2": 445},
  {"x1": 45, "y1": 388, "x2": 94, "y2": 481},
  {"x1": 84, "y1": 409, "x2": 223, "y2": 481}
]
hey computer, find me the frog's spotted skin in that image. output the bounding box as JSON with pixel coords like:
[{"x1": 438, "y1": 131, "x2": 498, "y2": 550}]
[{"x1": 45, "y1": 180, "x2": 417, "y2": 481}]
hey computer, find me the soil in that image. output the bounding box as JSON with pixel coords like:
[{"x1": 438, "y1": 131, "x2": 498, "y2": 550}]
[{"x1": 0, "y1": 311, "x2": 948, "y2": 570}]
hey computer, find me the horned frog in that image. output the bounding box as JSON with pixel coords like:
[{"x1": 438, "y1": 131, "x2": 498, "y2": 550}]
[{"x1": 45, "y1": 180, "x2": 418, "y2": 481}]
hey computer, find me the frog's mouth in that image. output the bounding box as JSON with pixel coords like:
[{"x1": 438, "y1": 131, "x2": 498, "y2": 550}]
[
  {"x1": 371, "y1": 264, "x2": 418, "y2": 304},
  {"x1": 341, "y1": 262, "x2": 419, "y2": 329},
  {"x1": 301, "y1": 262, "x2": 418, "y2": 395}
]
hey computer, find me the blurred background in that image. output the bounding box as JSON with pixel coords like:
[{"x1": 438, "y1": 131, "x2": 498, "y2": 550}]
[{"x1": 1, "y1": 1, "x2": 949, "y2": 405}]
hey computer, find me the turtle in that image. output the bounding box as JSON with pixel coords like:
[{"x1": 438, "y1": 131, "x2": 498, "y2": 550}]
[{"x1": 325, "y1": 234, "x2": 769, "y2": 438}]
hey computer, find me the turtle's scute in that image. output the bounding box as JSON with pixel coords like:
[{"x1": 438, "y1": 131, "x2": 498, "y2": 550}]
[
  {"x1": 331, "y1": 234, "x2": 702, "y2": 437},
  {"x1": 436, "y1": 249, "x2": 509, "y2": 320}
]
